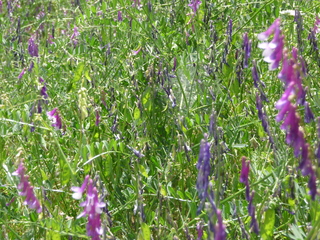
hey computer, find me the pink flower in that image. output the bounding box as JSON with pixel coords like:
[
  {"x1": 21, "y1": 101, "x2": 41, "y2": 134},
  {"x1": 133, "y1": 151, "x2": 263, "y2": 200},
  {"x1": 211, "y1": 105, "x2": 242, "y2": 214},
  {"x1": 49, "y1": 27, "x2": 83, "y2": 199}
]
[
  {"x1": 72, "y1": 176, "x2": 105, "y2": 239},
  {"x1": 47, "y1": 108, "x2": 62, "y2": 130},
  {"x1": 12, "y1": 163, "x2": 42, "y2": 213},
  {"x1": 188, "y1": 0, "x2": 201, "y2": 14}
]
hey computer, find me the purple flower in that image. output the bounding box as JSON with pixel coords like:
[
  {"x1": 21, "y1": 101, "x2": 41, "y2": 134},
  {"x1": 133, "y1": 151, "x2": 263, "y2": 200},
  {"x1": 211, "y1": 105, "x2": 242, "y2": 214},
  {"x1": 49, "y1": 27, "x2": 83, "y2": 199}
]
[
  {"x1": 214, "y1": 210, "x2": 226, "y2": 240},
  {"x1": 95, "y1": 110, "x2": 101, "y2": 126},
  {"x1": 242, "y1": 32, "x2": 251, "y2": 68},
  {"x1": 71, "y1": 26, "x2": 79, "y2": 46},
  {"x1": 258, "y1": 18, "x2": 281, "y2": 41},
  {"x1": 258, "y1": 20, "x2": 283, "y2": 71},
  {"x1": 308, "y1": 171, "x2": 317, "y2": 200},
  {"x1": 18, "y1": 68, "x2": 26, "y2": 79},
  {"x1": 47, "y1": 108, "x2": 62, "y2": 130},
  {"x1": 304, "y1": 102, "x2": 314, "y2": 123},
  {"x1": 28, "y1": 37, "x2": 39, "y2": 57},
  {"x1": 72, "y1": 176, "x2": 105, "y2": 239},
  {"x1": 117, "y1": 11, "x2": 123, "y2": 21},
  {"x1": 239, "y1": 157, "x2": 250, "y2": 185},
  {"x1": 71, "y1": 175, "x2": 90, "y2": 200},
  {"x1": 197, "y1": 221, "x2": 203, "y2": 240},
  {"x1": 188, "y1": 0, "x2": 201, "y2": 14},
  {"x1": 196, "y1": 137, "x2": 211, "y2": 213},
  {"x1": 132, "y1": 47, "x2": 141, "y2": 55},
  {"x1": 39, "y1": 77, "x2": 48, "y2": 100},
  {"x1": 12, "y1": 163, "x2": 42, "y2": 213}
]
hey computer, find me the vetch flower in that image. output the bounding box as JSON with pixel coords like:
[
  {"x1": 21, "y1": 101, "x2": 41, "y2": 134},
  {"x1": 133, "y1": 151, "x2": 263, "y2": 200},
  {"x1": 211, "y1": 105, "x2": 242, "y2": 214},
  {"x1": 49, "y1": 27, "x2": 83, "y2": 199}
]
[
  {"x1": 242, "y1": 32, "x2": 251, "y2": 68},
  {"x1": 72, "y1": 176, "x2": 106, "y2": 239},
  {"x1": 188, "y1": 0, "x2": 201, "y2": 14},
  {"x1": 240, "y1": 157, "x2": 259, "y2": 234},
  {"x1": 28, "y1": 37, "x2": 39, "y2": 57},
  {"x1": 214, "y1": 210, "x2": 226, "y2": 240},
  {"x1": 239, "y1": 156, "x2": 249, "y2": 185},
  {"x1": 304, "y1": 102, "x2": 314, "y2": 123},
  {"x1": 18, "y1": 68, "x2": 26, "y2": 79},
  {"x1": 258, "y1": 18, "x2": 281, "y2": 41},
  {"x1": 71, "y1": 26, "x2": 79, "y2": 46},
  {"x1": 117, "y1": 11, "x2": 122, "y2": 21},
  {"x1": 12, "y1": 163, "x2": 42, "y2": 213},
  {"x1": 71, "y1": 175, "x2": 90, "y2": 200},
  {"x1": 47, "y1": 108, "x2": 62, "y2": 130},
  {"x1": 39, "y1": 77, "x2": 48, "y2": 100},
  {"x1": 258, "y1": 18, "x2": 283, "y2": 70},
  {"x1": 196, "y1": 136, "x2": 211, "y2": 213},
  {"x1": 95, "y1": 110, "x2": 101, "y2": 126}
]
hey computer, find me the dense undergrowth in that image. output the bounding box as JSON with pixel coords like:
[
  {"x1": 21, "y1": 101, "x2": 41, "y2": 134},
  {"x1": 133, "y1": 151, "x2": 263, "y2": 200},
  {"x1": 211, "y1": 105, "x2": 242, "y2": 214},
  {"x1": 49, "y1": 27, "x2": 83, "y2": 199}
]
[{"x1": 0, "y1": 0, "x2": 319, "y2": 239}]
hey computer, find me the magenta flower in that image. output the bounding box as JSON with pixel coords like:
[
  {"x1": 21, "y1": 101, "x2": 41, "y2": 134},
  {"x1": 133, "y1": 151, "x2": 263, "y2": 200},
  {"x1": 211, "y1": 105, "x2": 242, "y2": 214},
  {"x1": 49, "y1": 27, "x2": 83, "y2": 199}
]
[
  {"x1": 71, "y1": 175, "x2": 90, "y2": 200},
  {"x1": 12, "y1": 163, "x2": 42, "y2": 213},
  {"x1": 258, "y1": 19, "x2": 283, "y2": 70},
  {"x1": 47, "y1": 108, "x2": 62, "y2": 130},
  {"x1": 257, "y1": 18, "x2": 281, "y2": 41},
  {"x1": 188, "y1": 0, "x2": 201, "y2": 14},
  {"x1": 72, "y1": 176, "x2": 105, "y2": 239}
]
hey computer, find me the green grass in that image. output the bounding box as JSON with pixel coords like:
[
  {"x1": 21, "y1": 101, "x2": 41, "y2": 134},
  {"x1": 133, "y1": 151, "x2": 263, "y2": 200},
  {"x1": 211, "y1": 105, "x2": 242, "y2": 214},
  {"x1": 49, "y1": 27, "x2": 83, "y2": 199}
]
[{"x1": 0, "y1": 0, "x2": 319, "y2": 239}]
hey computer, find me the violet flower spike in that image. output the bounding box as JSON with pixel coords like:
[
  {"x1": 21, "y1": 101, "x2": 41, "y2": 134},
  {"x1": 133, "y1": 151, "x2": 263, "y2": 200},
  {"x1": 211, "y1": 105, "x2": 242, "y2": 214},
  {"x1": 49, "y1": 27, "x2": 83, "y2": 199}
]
[
  {"x1": 74, "y1": 178, "x2": 106, "y2": 239},
  {"x1": 28, "y1": 37, "x2": 39, "y2": 57},
  {"x1": 239, "y1": 157, "x2": 250, "y2": 185},
  {"x1": 304, "y1": 102, "x2": 314, "y2": 123},
  {"x1": 47, "y1": 108, "x2": 62, "y2": 130},
  {"x1": 18, "y1": 68, "x2": 26, "y2": 79},
  {"x1": 243, "y1": 32, "x2": 251, "y2": 68},
  {"x1": 258, "y1": 18, "x2": 280, "y2": 41},
  {"x1": 196, "y1": 137, "x2": 211, "y2": 213},
  {"x1": 117, "y1": 11, "x2": 123, "y2": 21},
  {"x1": 71, "y1": 175, "x2": 90, "y2": 200},
  {"x1": 188, "y1": 0, "x2": 201, "y2": 14},
  {"x1": 12, "y1": 163, "x2": 42, "y2": 213},
  {"x1": 214, "y1": 209, "x2": 226, "y2": 240}
]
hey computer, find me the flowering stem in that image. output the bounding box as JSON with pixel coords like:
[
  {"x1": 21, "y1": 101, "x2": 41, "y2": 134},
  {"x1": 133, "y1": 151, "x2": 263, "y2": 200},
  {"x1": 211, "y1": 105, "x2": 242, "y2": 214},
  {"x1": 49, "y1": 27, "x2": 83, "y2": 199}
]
[{"x1": 220, "y1": 166, "x2": 281, "y2": 204}]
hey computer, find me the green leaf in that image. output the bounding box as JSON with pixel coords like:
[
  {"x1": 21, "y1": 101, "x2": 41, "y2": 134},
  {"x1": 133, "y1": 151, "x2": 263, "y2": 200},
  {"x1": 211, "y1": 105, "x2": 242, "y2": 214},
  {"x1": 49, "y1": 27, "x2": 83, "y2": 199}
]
[
  {"x1": 61, "y1": 164, "x2": 71, "y2": 185},
  {"x1": 104, "y1": 155, "x2": 113, "y2": 176},
  {"x1": 139, "y1": 164, "x2": 148, "y2": 178},
  {"x1": 40, "y1": 169, "x2": 48, "y2": 181},
  {"x1": 137, "y1": 223, "x2": 151, "y2": 240},
  {"x1": 134, "y1": 107, "x2": 141, "y2": 120},
  {"x1": 73, "y1": 62, "x2": 85, "y2": 83},
  {"x1": 261, "y1": 208, "x2": 275, "y2": 240}
]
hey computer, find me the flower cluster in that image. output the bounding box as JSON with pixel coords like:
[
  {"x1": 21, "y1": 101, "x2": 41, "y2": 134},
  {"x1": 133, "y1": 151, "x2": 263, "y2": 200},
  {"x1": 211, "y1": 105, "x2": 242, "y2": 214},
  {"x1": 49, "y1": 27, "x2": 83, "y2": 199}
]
[
  {"x1": 71, "y1": 175, "x2": 105, "y2": 240},
  {"x1": 242, "y1": 32, "x2": 251, "y2": 68},
  {"x1": 258, "y1": 19, "x2": 318, "y2": 200},
  {"x1": 12, "y1": 162, "x2": 42, "y2": 213},
  {"x1": 258, "y1": 18, "x2": 284, "y2": 70},
  {"x1": 196, "y1": 136, "x2": 211, "y2": 214},
  {"x1": 47, "y1": 108, "x2": 62, "y2": 130},
  {"x1": 240, "y1": 157, "x2": 259, "y2": 234},
  {"x1": 28, "y1": 37, "x2": 39, "y2": 57},
  {"x1": 188, "y1": 0, "x2": 201, "y2": 14},
  {"x1": 196, "y1": 136, "x2": 226, "y2": 239}
]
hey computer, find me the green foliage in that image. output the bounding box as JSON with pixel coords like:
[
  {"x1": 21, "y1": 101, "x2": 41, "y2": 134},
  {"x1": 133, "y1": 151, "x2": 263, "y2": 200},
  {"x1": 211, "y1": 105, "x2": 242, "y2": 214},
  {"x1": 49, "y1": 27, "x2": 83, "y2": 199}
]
[{"x1": 0, "y1": 0, "x2": 319, "y2": 239}]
